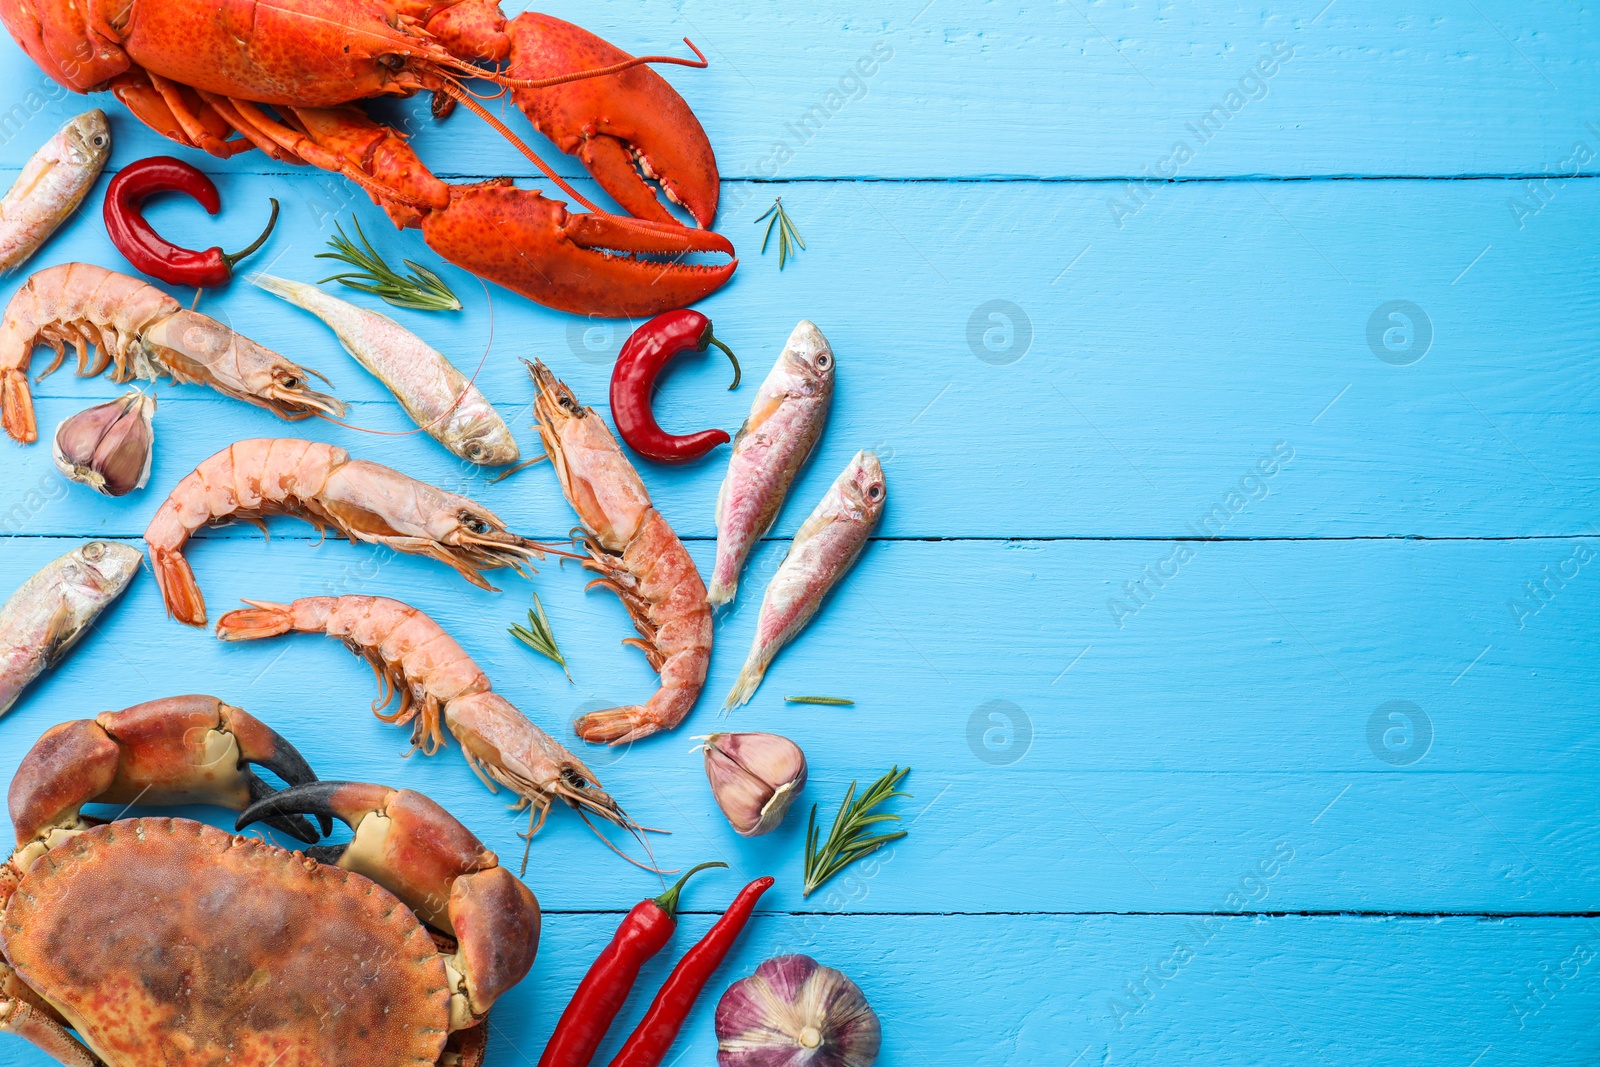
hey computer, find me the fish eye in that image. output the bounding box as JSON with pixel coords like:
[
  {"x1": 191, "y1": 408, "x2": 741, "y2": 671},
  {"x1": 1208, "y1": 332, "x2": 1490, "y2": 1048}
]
[
  {"x1": 867, "y1": 483, "x2": 883, "y2": 501},
  {"x1": 91, "y1": 134, "x2": 107, "y2": 148},
  {"x1": 83, "y1": 542, "x2": 105, "y2": 561},
  {"x1": 816, "y1": 353, "x2": 830, "y2": 368},
  {"x1": 465, "y1": 442, "x2": 484, "y2": 460}
]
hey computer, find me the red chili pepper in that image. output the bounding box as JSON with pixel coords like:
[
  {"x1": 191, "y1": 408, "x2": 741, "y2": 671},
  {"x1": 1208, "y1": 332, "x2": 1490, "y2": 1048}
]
[
  {"x1": 104, "y1": 155, "x2": 279, "y2": 288},
  {"x1": 606, "y1": 876, "x2": 775, "y2": 1067},
  {"x1": 610, "y1": 309, "x2": 740, "y2": 464},
  {"x1": 537, "y1": 861, "x2": 726, "y2": 1067}
]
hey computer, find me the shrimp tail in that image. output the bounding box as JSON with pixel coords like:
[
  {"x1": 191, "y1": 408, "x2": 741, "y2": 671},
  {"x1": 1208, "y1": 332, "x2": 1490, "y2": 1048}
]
[
  {"x1": 573, "y1": 706, "x2": 659, "y2": 746},
  {"x1": 722, "y1": 654, "x2": 771, "y2": 711},
  {"x1": 1, "y1": 367, "x2": 35, "y2": 443},
  {"x1": 149, "y1": 545, "x2": 207, "y2": 627},
  {"x1": 215, "y1": 601, "x2": 295, "y2": 640}
]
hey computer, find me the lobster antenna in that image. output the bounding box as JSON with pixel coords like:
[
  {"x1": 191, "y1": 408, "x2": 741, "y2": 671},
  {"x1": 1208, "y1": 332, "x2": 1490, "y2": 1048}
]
[
  {"x1": 434, "y1": 79, "x2": 604, "y2": 212},
  {"x1": 490, "y1": 38, "x2": 709, "y2": 89}
]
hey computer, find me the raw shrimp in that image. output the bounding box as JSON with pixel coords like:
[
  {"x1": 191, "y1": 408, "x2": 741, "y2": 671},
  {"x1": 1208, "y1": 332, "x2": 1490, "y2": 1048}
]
[
  {"x1": 725, "y1": 450, "x2": 886, "y2": 709},
  {"x1": 145, "y1": 438, "x2": 547, "y2": 626},
  {"x1": 708, "y1": 319, "x2": 835, "y2": 607},
  {"x1": 254, "y1": 274, "x2": 520, "y2": 466},
  {"x1": 528, "y1": 360, "x2": 713, "y2": 746},
  {"x1": 215, "y1": 594, "x2": 636, "y2": 839},
  {"x1": 0, "y1": 263, "x2": 343, "y2": 444}
]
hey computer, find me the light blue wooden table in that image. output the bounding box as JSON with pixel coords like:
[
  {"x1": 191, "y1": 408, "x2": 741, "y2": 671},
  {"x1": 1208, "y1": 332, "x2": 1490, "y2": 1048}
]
[{"x1": 2, "y1": 2, "x2": 1598, "y2": 1064}]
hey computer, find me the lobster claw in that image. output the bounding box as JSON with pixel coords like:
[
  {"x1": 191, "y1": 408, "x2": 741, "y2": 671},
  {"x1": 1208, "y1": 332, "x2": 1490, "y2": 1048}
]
[
  {"x1": 501, "y1": 12, "x2": 720, "y2": 228},
  {"x1": 421, "y1": 181, "x2": 736, "y2": 318}
]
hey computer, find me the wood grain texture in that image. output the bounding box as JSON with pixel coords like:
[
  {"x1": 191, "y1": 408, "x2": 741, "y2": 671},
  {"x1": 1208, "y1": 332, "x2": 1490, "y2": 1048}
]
[
  {"x1": 0, "y1": 1, "x2": 1596, "y2": 179},
  {"x1": 1, "y1": 0, "x2": 1597, "y2": 1063},
  {"x1": 0, "y1": 534, "x2": 1594, "y2": 915},
  {"x1": 2, "y1": 173, "x2": 1598, "y2": 539}
]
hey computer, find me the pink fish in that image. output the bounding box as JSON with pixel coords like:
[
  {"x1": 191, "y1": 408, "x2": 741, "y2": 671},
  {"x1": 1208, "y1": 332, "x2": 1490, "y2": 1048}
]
[
  {"x1": 707, "y1": 320, "x2": 835, "y2": 607},
  {"x1": 724, "y1": 450, "x2": 886, "y2": 709}
]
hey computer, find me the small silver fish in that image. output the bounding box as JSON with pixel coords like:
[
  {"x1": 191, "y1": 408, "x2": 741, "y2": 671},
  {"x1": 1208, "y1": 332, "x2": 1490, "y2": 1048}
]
[
  {"x1": 253, "y1": 274, "x2": 520, "y2": 466},
  {"x1": 0, "y1": 540, "x2": 141, "y2": 718},
  {"x1": 0, "y1": 110, "x2": 110, "y2": 275},
  {"x1": 724, "y1": 450, "x2": 885, "y2": 709},
  {"x1": 708, "y1": 319, "x2": 835, "y2": 606}
]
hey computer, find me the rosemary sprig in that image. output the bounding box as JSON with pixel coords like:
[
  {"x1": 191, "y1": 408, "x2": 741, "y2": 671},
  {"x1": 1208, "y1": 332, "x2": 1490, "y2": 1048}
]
[
  {"x1": 802, "y1": 766, "x2": 911, "y2": 897},
  {"x1": 317, "y1": 218, "x2": 462, "y2": 311},
  {"x1": 754, "y1": 197, "x2": 806, "y2": 269},
  {"x1": 785, "y1": 695, "x2": 855, "y2": 706},
  {"x1": 509, "y1": 593, "x2": 572, "y2": 682}
]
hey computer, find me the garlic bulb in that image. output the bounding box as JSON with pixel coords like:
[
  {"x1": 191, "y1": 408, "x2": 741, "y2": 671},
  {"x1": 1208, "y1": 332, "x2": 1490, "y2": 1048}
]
[
  {"x1": 717, "y1": 955, "x2": 880, "y2": 1067},
  {"x1": 703, "y1": 732, "x2": 807, "y2": 836},
  {"x1": 52, "y1": 390, "x2": 156, "y2": 496}
]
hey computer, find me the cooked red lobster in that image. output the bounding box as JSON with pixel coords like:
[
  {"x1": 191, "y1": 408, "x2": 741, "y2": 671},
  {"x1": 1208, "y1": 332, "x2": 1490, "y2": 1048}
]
[{"x1": 0, "y1": 0, "x2": 736, "y2": 316}]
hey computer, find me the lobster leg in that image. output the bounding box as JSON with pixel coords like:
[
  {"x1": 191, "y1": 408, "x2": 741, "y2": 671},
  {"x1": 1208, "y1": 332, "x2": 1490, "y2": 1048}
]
[{"x1": 109, "y1": 71, "x2": 253, "y2": 158}]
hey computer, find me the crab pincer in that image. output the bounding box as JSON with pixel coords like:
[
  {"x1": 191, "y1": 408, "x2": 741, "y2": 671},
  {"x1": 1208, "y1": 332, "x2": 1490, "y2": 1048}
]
[
  {"x1": 239, "y1": 780, "x2": 541, "y2": 1027},
  {"x1": 7, "y1": 695, "x2": 328, "y2": 869}
]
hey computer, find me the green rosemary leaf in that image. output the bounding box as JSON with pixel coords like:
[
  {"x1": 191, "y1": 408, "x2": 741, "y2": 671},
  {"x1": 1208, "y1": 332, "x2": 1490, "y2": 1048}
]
[
  {"x1": 317, "y1": 218, "x2": 462, "y2": 312},
  {"x1": 508, "y1": 593, "x2": 572, "y2": 682},
  {"x1": 785, "y1": 695, "x2": 856, "y2": 706},
  {"x1": 755, "y1": 197, "x2": 806, "y2": 270},
  {"x1": 801, "y1": 766, "x2": 912, "y2": 897}
]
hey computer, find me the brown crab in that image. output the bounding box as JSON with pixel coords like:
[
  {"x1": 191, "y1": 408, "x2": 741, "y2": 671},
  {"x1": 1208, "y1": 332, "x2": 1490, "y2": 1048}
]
[{"x1": 0, "y1": 695, "x2": 540, "y2": 1067}]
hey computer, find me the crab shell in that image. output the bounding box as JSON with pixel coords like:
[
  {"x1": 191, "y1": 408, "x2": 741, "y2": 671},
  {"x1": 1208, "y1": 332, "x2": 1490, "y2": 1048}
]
[
  {"x1": 0, "y1": 698, "x2": 539, "y2": 1067},
  {"x1": 2, "y1": 818, "x2": 481, "y2": 1067}
]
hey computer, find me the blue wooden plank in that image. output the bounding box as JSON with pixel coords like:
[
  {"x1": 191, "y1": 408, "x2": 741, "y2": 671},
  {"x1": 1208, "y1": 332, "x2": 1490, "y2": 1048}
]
[
  {"x1": 0, "y1": 0, "x2": 1595, "y2": 1063},
  {"x1": 2, "y1": 172, "x2": 1599, "y2": 539},
  {"x1": 4, "y1": 911, "x2": 1599, "y2": 1066},
  {"x1": 1, "y1": 2, "x2": 1597, "y2": 179},
  {"x1": 1, "y1": 534, "x2": 1595, "y2": 913}
]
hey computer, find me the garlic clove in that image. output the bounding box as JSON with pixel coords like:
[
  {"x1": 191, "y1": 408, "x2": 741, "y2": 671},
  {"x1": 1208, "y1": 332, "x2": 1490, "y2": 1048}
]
[
  {"x1": 716, "y1": 954, "x2": 881, "y2": 1067},
  {"x1": 703, "y1": 732, "x2": 807, "y2": 836},
  {"x1": 52, "y1": 391, "x2": 156, "y2": 497}
]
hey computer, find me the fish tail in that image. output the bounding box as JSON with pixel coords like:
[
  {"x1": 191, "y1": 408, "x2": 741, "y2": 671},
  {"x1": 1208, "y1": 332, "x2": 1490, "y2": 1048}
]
[
  {"x1": 250, "y1": 273, "x2": 308, "y2": 306},
  {"x1": 722, "y1": 653, "x2": 770, "y2": 710},
  {"x1": 706, "y1": 576, "x2": 736, "y2": 608}
]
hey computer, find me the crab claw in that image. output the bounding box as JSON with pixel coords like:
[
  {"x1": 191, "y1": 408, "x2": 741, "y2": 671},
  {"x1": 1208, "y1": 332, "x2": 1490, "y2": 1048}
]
[
  {"x1": 8, "y1": 697, "x2": 327, "y2": 864},
  {"x1": 240, "y1": 781, "x2": 540, "y2": 1021},
  {"x1": 422, "y1": 181, "x2": 737, "y2": 317}
]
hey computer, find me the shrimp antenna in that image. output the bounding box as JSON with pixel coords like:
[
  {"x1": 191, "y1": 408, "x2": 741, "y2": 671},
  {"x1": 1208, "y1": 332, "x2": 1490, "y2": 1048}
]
[
  {"x1": 577, "y1": 808, "x2": 674, "y2": 875},
  {"x1": 312, "y1": 276, "x2": 507, "y2": 455}
]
